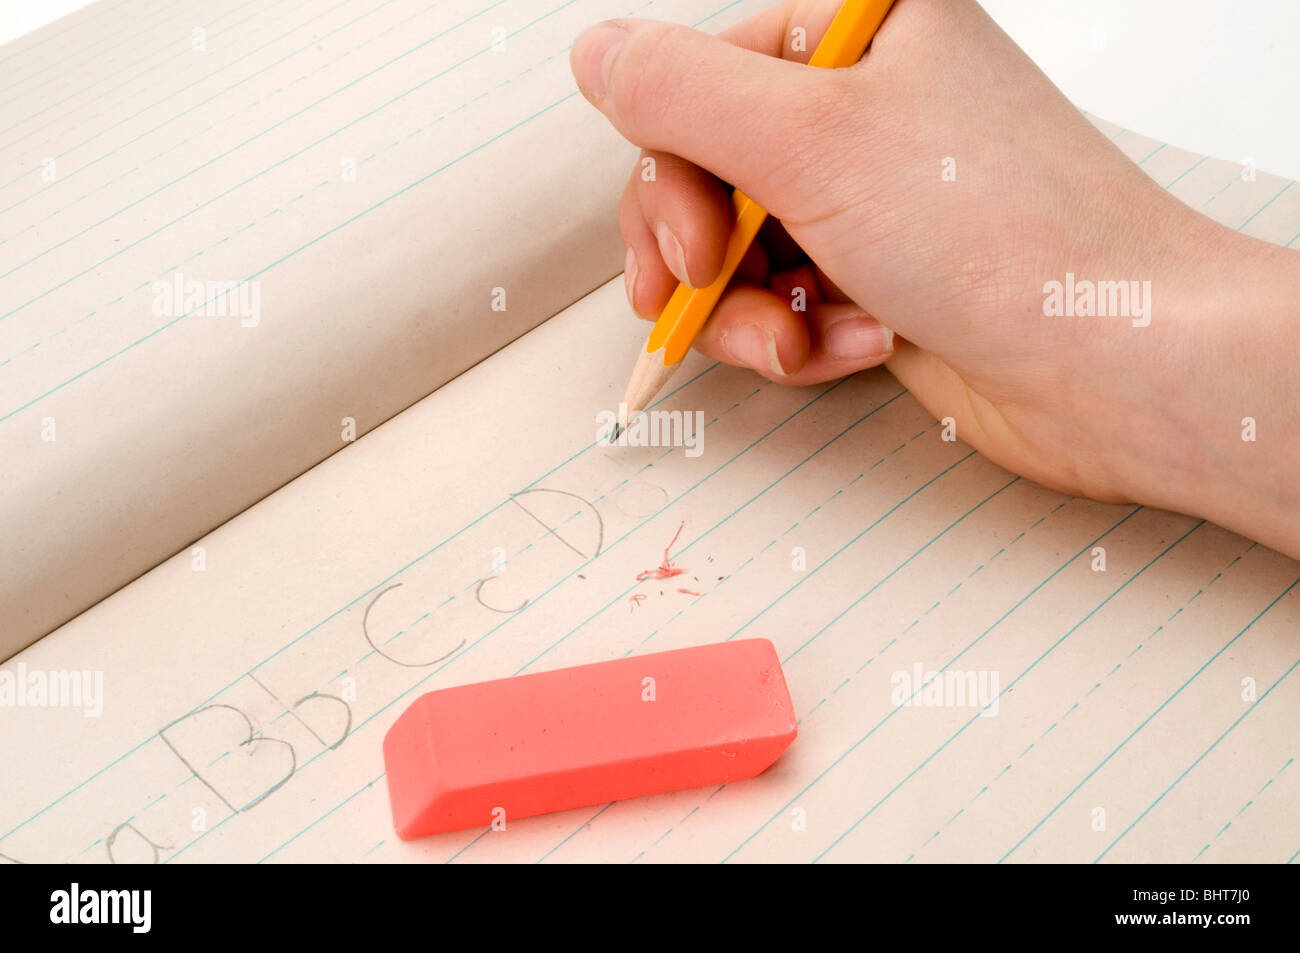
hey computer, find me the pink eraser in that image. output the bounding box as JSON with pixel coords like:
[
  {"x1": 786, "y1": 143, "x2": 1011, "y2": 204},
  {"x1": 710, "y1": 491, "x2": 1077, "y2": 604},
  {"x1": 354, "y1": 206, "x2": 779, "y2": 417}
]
[{"x1": 382, "y1": 638, "x2": 797, "y2": 839}]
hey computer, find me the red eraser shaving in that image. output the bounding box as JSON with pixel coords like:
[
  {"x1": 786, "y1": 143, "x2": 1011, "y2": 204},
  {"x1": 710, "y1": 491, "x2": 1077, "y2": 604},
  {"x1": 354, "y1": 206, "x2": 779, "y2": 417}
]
[{"x1": 382, "y1": 638, "x2": 797, "y2": 839}]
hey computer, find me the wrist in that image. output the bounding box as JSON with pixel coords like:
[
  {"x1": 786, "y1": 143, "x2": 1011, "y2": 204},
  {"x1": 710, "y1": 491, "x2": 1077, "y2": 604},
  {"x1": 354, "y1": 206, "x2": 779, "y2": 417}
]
[{"x1": 1118, "y1": 216, "x2": 1300, "y2": 557}]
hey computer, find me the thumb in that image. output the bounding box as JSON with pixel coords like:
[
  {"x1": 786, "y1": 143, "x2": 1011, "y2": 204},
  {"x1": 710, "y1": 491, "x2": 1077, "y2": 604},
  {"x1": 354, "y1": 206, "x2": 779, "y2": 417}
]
[{"x1": 570, "y1": 18, "x2": 859, "y2": 221}]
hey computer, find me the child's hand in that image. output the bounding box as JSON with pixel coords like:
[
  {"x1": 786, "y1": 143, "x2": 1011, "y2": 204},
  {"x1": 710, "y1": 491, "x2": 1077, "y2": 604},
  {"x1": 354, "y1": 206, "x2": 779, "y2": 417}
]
[{"x1": 571, "y1": 0, "x2": 1300, "y2": 557}]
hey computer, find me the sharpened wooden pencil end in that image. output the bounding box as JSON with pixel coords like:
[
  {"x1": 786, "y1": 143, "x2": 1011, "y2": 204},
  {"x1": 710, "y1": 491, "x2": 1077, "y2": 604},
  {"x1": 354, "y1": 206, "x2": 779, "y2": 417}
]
[{"x1": 621, "y1": 346, "x2": 682, "y2": 422}]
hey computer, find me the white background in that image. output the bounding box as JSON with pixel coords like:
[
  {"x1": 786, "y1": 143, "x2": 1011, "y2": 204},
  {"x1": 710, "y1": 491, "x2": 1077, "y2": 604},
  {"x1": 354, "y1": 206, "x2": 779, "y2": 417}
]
[{"x1": 2, "y1": 0, "x2": 1298, "y2": 178}]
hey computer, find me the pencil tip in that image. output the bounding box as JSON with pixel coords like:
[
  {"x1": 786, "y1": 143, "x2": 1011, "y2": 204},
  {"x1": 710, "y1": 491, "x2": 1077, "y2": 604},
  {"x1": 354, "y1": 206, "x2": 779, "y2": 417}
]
[{"x1": 610, "y1": 423, "x2": 623, "y2": 442}]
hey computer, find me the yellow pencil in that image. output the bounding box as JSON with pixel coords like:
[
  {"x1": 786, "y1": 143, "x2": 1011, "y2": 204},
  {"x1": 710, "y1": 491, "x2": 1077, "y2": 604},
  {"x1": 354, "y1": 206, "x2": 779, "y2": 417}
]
[{"x1": 616, "y1": 0, "x2": 897, "y2": 435}]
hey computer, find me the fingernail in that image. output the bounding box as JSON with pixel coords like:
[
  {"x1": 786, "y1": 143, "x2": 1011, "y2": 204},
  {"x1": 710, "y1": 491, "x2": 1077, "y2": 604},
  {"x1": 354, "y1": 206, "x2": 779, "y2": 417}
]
[
  {"x1": 623, "y1": 246, "x2": 638, "y2": 309},
  {"x1": 572, "y1": 20, "x2": 627, "y2": 100},
  {"x1": 655, "y1": 222, "x2": 692, "y2": 287},
  {"x1": 825, "y1": 319, "x2": 894, "y2": 360},
  {"x1": 724, "y1": 325, "x2": 787, "y2": 377}
]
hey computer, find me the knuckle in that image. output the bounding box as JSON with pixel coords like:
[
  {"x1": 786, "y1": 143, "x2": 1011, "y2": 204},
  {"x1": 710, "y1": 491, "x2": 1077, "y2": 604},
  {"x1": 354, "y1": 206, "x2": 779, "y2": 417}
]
[
  {"x1": 787, "y1": 74, "x2": 896, "y2": 221},
  {"x1": 755, "y1": 72, "x2": 860, "y2": 213},
  {"x1": 618, "y1": 181, "x2": 642, "y2": 238},
  {"x1": 609, "y1": 23, "x2": 685, "y2": 138}
]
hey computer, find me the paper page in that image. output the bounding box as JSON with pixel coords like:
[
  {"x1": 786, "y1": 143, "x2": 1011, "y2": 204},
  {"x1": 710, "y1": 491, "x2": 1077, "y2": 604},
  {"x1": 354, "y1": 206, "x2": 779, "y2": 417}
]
[
  {"x1": 0, "y1": 0, "x2": 774, "y2": 654},
  {"x1": 2, "y1": 125, "x2": 1297, "y2": 863}
]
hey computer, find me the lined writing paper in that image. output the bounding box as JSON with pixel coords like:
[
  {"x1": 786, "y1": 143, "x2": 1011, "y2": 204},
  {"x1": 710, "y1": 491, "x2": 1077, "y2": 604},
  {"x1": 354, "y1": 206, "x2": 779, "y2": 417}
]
[
  {"x1": 2, "y1": 0, "x2": 1298, "y2": 862},
  {"x1": 1, "y1": 0, "x2": 782, "y2": 652},
  {"x1": 2, "y1": 121, "x2": 1298, "y2": 862}
]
